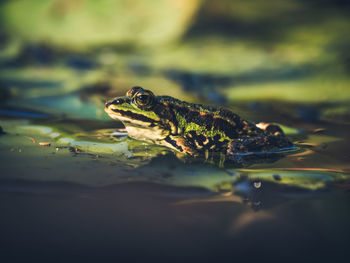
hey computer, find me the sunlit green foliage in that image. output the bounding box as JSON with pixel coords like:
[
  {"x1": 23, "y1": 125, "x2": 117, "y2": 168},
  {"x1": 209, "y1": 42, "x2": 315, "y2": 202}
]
[{"x1": 1, "y1": 0, "x2": 201, "y2": 47}]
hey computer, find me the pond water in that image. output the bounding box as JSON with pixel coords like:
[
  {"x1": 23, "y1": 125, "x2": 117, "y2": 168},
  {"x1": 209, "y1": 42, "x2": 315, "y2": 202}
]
[
  {"x1": 0, "y1": 27, "x2": 350, "y2": 261},
  {"x1": 1, "y1": 81, "x2": 350, "y2": 262}
]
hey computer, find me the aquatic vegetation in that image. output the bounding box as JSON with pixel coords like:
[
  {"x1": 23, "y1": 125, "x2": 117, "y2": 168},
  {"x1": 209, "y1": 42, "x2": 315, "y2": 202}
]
[{"x1": 1, "y1": 1, "x2": 350, "y2": 261}]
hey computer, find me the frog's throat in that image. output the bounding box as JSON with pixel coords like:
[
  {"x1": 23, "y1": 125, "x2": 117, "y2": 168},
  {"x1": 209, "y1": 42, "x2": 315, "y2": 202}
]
[{"x1": 107, "y1": 110, "x2": 168, "y2": 142}]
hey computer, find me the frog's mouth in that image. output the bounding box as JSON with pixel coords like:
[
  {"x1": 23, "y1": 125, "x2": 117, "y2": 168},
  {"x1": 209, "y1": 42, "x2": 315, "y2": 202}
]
[
  {"x1": 105, "y1": 102, "x2": 167, "y2": 142},
  {"x1": 107, "y1": 108, "x2": 157, "y2": 125},
  {"x1": 105, "y1": 98, "x2": 157, "y2": 124}
]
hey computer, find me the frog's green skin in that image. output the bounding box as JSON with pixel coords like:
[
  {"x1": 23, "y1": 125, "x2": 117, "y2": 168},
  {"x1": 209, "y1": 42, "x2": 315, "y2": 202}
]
[{"x1": 105, "y1": 87, "x2": 293, "y2": 156}]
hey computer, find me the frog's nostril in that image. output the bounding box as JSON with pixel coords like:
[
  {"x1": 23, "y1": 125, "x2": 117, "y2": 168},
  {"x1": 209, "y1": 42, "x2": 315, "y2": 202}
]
[
  {"x1": 105, "y1": 101, "x2": 112, "y2": 108},
  {"x1": 105, "y1": 98, "x2": 124, "y2": 108}
]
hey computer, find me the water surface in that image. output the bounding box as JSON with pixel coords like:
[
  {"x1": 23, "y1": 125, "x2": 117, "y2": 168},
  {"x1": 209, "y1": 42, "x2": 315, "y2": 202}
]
[{"x1": 1, "y1": 100, "x2": 349, "y2": 262}]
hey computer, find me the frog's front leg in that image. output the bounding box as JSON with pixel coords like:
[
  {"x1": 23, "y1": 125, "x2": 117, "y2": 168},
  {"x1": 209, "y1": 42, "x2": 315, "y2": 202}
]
[{"x1": 164, "y1": 135, "x2": 199, "y2": 156}]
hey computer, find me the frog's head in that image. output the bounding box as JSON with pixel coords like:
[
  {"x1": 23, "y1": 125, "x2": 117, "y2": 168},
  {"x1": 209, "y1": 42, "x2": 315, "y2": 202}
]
[{"x1": 104, "y1": 87, "x2": 170, "y2": 142}]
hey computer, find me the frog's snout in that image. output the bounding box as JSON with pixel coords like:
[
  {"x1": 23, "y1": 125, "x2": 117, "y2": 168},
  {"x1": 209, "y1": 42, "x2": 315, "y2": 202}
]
[
  {"x1": 105, "y1": 100, "x2": 113, "y2": 109},
  {"x1": 105, "y1": 98, "x2": 129, "y2": 109}
]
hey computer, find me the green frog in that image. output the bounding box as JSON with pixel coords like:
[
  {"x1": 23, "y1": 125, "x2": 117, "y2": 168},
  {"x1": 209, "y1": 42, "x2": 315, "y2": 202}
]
[{"x1": 105, "y1": 87, "x2": 293, "y2": 157}]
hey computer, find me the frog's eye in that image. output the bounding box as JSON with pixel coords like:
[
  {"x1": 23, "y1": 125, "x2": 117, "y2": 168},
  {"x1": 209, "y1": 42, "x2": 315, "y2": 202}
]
[
  {"x1": 126, "y1": 86, "x2": 143, "y2": 97},
  {"x1": 134, "y1": 90, "x2": 154, "y2": 108}
]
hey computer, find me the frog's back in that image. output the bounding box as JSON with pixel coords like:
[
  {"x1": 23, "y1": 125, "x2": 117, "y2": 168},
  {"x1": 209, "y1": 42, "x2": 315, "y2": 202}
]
[
  {"x1": 154, "y1": 96, "x2": 293, "y2": 154},
  {"x1": 155, "y1": 96, "x2": 263, "y2": 139}
]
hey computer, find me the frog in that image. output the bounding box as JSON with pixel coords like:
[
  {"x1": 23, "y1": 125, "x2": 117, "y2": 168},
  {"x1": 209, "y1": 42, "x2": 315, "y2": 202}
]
[{"x1": 104, "y1": 86, "x2": 293, "y2": 157}]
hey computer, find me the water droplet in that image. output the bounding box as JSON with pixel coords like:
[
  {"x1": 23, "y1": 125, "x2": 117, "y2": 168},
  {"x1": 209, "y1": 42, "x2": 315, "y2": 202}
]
[{"x1": 253, "y1": 181, "x2": 262, "y2": 188}]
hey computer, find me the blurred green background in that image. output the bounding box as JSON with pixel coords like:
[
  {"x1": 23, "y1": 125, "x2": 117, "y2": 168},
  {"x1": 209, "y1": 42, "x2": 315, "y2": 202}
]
[
  {"x1": 1, "y1": 4, "x2": 350, "y2": 259},
  {"x1": 0, "y1": 0, "x2": 350, "y2": 121}
]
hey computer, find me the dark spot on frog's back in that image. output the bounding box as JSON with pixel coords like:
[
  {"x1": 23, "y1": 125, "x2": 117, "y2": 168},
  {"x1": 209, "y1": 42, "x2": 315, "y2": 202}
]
[
  {"x1": 219, "y1": 108, "x2": 241, "y2": 123},
  {"x1": 153, "y1": 103, "x2": 178, "y2": 125},
  {"x1": 186, "y1": 109, "x2": 201, "y2": 122},
  {"x1": 213, "y1": 117, "x2": 238, "y2": 139},
  {"x1": 173, "y1": 105, "x2": 214, "y2": 128},
  {"x1": 201, "y1": 114, "x2": 215, "y2": 129},
  {"x1": 174, "y1": 105, "x2": 190, "y2": 118}
]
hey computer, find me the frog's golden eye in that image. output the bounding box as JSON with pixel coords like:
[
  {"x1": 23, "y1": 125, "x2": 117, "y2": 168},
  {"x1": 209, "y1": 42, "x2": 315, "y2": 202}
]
[
  {"x1": 126, "y1": 86, "x2": 143, "y2": 97},
  {"x1": 134, "y1": 90, "x2": 154, "y2": 108}
]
